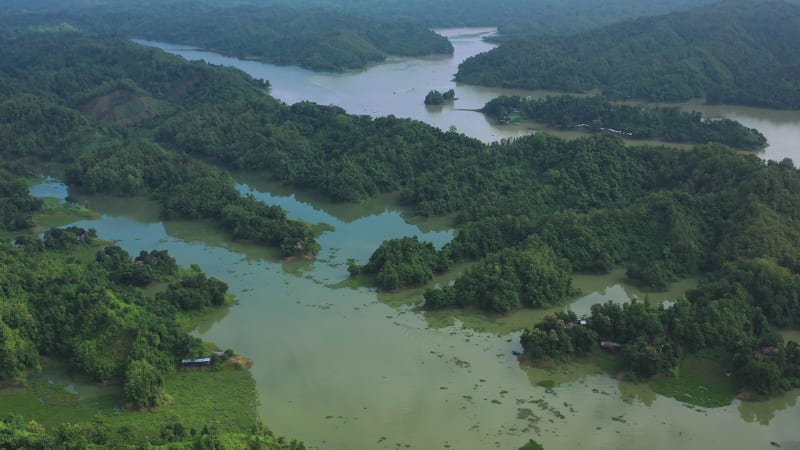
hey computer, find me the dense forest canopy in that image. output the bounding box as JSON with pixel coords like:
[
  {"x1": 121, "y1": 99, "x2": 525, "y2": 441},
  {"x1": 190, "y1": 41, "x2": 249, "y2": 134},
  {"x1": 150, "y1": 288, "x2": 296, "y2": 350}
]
[
  {"x1": 0, "y1": 30, "x2": 317, "y2": 446},
  {"x1": 0, "y1": 32, "x2": 490, "y2": 213},
  {"x1": 1, "y1": 0, "x2": 727, "y2": 37},
  {"x1": 0, "y1": 33, "x2": 320, "y2": 256},
  {"x1": 0, "y1": 3, "x2": 453, "y2": 71},
  {"x1": 456, "y1": 0, "x2": 800, "y2": 109},
  {"x1": 2, "y1": 3, "x2": 800, "y2": 425},
  {"x1": 482, "y1": 95, "x2": 768, "y2": 149},
  {"x1": 1, "y1": 215, "x2": 189, "y2": 399},
  {"x1": 392, "y1": 133, "x2": 800, "y2": 393},
  {"x1": 0, "y1": 175, "x2": 306, "y2": 448}
]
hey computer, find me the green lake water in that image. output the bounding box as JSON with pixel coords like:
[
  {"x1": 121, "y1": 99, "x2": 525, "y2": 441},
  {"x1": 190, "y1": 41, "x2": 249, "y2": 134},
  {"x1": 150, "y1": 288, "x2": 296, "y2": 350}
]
[
  {"x1": 28, "y1": 177, "x2": 794, "y2": 450},
  {"x1": 14, "y1": 27, "x2": 800, "y2": 449}
]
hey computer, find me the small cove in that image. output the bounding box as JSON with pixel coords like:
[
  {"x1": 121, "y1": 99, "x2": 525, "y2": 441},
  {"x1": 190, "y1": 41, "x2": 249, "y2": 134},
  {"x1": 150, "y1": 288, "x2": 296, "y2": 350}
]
[
  {"x1": 24, "y1": 178, "x2": 800, "y2": 449},
  {"x1": 11, "y1": 25, "x2": 800, "y2": 449}
]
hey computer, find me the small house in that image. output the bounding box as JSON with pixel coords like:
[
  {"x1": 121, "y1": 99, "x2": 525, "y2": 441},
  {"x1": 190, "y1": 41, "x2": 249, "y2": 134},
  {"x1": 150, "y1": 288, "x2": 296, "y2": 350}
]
[
  {"x1": 599, "y1": 341, "x2": 622, "y2": 350},
  {"x1": 181, "y1": 357, "x2": 212, "y2": 367}
]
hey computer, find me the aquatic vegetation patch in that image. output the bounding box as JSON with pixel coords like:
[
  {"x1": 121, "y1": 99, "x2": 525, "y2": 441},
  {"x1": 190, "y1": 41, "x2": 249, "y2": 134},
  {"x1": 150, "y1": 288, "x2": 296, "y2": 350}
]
[
  {"x1": 536, "y1": 380, "x2": 555, "y2": 389},
  {"x1": 650, "y1": 357, "x2": 737, "y2": 408},
  {"x1": 519, "y1": 438, "x2": 545, "y2": 450}
]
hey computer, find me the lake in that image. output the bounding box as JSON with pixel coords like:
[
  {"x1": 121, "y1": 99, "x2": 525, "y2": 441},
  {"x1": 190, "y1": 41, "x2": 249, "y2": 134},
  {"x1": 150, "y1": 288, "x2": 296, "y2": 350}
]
[
  {"x1": 17, "y1": 28, "x2": 796, "y2": 449},
  {"x1": 135, "y1": 27, "x2": 800, "y2": 164},
  {"x1": 34, "y1": 172, "x2": 798, "y2": 450}
]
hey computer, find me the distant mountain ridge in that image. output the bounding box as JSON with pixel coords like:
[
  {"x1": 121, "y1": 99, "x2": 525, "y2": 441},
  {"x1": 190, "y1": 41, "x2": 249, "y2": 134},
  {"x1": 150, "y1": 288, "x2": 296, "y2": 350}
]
[
  {"x1": 455, "y1": 0, "x2": 800, "y2": 109},
  {"x1": 0, "y1": 0, "x2": 728, "y2": 36},
  {"x1": 0, "y1": 4, "x2": 453, "y2": 72}
]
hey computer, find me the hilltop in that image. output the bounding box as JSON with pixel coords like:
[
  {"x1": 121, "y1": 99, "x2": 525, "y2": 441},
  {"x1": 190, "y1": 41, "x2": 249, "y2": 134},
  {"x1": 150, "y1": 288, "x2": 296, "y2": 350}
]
[{"x1": 455, "y1": 0, "x2": 800, "y2": 108}]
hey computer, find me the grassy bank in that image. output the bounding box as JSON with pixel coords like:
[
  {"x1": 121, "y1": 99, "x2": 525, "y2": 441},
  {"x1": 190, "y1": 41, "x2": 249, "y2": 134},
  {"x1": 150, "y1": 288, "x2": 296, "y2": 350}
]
[{"x1": 0, "y1": 358, "x2": 261, "y2": 446}]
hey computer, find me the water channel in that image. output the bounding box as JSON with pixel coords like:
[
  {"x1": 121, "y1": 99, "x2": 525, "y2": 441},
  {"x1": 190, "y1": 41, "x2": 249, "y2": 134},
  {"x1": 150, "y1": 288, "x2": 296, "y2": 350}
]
[
  {"x1": 38, "y1": 174, "x2": 800, "y2": 450},
  {"x1": 135, "y1": 27, "x2": 800, "y2": 163},
  {"x1": 24, "y1": 29, "x2": 800, "y2": 449}
]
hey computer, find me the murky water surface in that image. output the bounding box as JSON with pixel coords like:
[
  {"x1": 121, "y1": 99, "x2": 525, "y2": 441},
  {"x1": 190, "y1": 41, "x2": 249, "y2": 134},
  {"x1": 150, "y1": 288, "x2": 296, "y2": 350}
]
[
  {"x1": 31, "y1": 176, "x2": 800, "y2": 449},
  {"x1": 17, "y1": 28, "x2": 800, "y2": 449},
  {"x1": 137, "y1": 28, "x2": 800, "y2": 163}
]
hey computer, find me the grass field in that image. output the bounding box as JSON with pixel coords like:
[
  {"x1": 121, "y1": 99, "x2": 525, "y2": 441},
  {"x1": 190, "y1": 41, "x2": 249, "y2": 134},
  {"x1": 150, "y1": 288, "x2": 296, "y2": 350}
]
[
  {"x1": 650, "y1": 357, "x2": 737, "y2": 408},
  {"x1": 106, "y1": 367, "x2": 259, "y2": 442},
  {"x1": 33, "y1": 197, "x2": 100, "y2": 229},
  {"x1": 0, "y1": 358, "x2": 259, "y2": 446}
]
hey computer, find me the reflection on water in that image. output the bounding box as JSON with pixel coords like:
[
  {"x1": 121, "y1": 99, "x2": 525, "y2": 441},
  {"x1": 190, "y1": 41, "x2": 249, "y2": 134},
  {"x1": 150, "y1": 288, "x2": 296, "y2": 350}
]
[
  {"x1": 619, "y1": 380, "x2": 658, "y2": 407},
  {"x1": 570, "y1": 269, "x2": 699, "y2": 317},
  {"x1": 739, "y1": 390, "x2": 799, "y2": 426},
  {"x1": 191, "y1": 303, "x2": 232, "y2": 335}
]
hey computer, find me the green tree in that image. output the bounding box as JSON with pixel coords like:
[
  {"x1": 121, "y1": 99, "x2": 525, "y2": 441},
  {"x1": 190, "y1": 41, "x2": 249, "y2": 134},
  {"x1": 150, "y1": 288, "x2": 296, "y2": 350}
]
[{"x1": 124, "y1": 359, "x2": 165, "y2": 409}]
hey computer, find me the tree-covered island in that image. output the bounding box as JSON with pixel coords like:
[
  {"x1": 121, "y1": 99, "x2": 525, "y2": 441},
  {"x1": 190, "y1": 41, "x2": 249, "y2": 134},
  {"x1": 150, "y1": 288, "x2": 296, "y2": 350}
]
[
  {"x1": 482, "y1": 95, "x2": 767, "y2": 150},
  {"x1": 424, "y1": 89, "x2": 456, "y2": 106}
]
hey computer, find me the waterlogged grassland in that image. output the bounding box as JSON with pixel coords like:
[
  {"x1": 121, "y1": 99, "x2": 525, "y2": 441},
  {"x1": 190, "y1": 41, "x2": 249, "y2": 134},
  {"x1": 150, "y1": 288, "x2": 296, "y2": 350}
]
[
  {"x1": 650, "y1": 358, "x2": 737, "y2": 408},
  {"x1": 525, "y1": 351, "x2": 626, "y2": 389},
  {"x1": 0, "y1": 361, "x2": 259, "y2": 445},
  {"x1": 107, "y1": 367, "x2": 259, "y2": 442},
  {"x1": 425, "y1": 306, "x2": 560, "y2": 335},
  {"x1": 0, "y1": 358, "x2": 119, "y2": 428},
  {"x1": 33, "y1": 197, "x2": 100, "y2": 229}
]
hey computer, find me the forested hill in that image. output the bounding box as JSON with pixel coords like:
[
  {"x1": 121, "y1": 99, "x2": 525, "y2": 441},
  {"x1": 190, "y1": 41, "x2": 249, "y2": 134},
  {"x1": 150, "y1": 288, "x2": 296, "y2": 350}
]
[
  {"x1": 455, "y1": 0, "x2": 800, "y2": 109},
  {"x1": 0, "y1": 33, "x2": 322, "y2": 256},
  {"x1": 1, "y1": 0, "x2": 722, "y2": 37},
  {"x1": 0, "y1": 4, "x2": 453, "y2": 72},
  {"x1": 0, "y1": 31, "x2": 483, "y2": 248}
]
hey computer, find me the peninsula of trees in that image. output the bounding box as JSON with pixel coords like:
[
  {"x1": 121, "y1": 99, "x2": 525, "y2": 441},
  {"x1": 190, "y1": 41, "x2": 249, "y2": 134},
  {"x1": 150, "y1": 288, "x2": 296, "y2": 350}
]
[
  {"x1": 0, "y1": 0, "x2": 721, "y2": 37},
  {"x1": 456, "y1": 0, "x2": 800, "y2": 109},
  {"x1": 0, "y1": 180, "x2": 305, "y2": 448},
  {"x1": 0, "y1": 4, "x2": 453, "y2": 72},
  {"x1": 482, "y1": 95, "x2": 767, "y2": 149},
  {"x1": 0, "y1": 33, "x2": 321, "y2": 256},
  {"x1": 2, "y1": 10, "x2": 800, "y2": 422},
  {"x1": 371, "y1": 132, "x2": 800, "y2": 396}
]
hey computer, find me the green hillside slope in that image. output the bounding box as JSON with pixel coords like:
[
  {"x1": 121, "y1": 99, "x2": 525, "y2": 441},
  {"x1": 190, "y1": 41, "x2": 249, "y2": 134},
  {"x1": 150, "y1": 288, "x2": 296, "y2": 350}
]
[{"x1": 456, "y1": 0, "x2": 800, "y2": 108}]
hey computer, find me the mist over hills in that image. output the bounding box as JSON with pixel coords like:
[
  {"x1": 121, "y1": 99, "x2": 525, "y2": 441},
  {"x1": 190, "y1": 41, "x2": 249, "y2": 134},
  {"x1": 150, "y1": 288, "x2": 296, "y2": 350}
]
[
  {"x1": 3, "y1": 0, "x2": 724, "y2": 36},
  {"x1": 0, "y1": 3, "x2": 453, "y2": 71}
]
